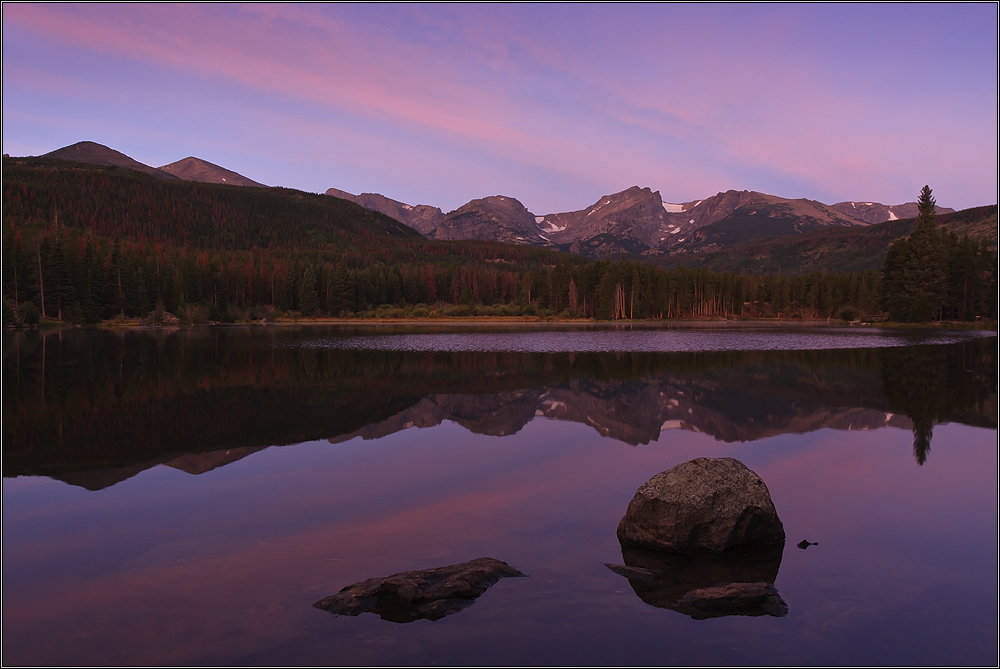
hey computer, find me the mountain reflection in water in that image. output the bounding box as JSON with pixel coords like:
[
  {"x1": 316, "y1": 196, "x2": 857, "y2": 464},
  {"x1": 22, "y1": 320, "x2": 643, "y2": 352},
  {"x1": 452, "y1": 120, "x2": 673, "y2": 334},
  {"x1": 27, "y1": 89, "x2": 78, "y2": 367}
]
[{"x1": 2, "y1": 326, "x2": 995, "y2": 488}]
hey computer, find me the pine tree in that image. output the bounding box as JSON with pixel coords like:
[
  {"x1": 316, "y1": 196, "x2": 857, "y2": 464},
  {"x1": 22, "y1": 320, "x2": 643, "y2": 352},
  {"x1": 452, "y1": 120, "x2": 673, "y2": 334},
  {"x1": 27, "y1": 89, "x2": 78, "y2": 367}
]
[
  {"x1": 331, "y1": 263, "x2": 352, "y2": 315},
  {"x1": 82, "y1": 240, "x2": 104, "y2": 323},
  {"x1": 299, "y1": 264, "x2": 319, "y2": 315},
  {"x1": 107, "y1": 237, "x2": 125, "y2": 320},
  {"x1": 903, "y1": 186, "x2": 948, "y2": 321},
  {"x1": 882, "y1": 186, "x2": 950, "y2": 322},
  {"x1": 48, "y1": 232, "x2": 75, "y2": 321}
]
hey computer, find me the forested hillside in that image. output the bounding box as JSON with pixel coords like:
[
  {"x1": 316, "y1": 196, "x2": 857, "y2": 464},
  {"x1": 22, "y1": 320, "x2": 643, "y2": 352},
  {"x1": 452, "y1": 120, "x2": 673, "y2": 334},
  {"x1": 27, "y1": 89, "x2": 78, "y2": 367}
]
[
  {"x1": 2, "y1": 158, "x2": 996, "y2": 325},
  {"x1": 3, "y1": 157, "x2": 420, "y2": 248}
]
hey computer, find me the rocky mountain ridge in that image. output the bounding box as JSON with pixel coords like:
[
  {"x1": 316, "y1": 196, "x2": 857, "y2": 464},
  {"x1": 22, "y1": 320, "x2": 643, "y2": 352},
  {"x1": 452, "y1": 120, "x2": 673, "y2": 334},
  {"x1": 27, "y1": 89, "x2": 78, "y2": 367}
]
[
  {"x1": 326, "y1": 187, "x2": 443, "y2": 234},
  {"x1": 323, "y1": 183, "x2": 958, "y2": 259}
]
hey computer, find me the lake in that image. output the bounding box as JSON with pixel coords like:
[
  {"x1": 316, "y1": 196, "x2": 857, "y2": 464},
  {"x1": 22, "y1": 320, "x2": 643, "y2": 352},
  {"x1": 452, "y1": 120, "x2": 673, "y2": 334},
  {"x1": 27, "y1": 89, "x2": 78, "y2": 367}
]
[{"x1": 2, "y1": 323, "x2": 997, "y2": 666}]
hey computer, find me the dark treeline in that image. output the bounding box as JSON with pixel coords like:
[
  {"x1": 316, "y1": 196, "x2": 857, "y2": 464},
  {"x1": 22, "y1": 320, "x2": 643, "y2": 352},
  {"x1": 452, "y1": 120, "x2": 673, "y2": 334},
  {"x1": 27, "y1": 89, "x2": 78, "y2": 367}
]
[
  {"x1": 3, "y1": 222, "x2": 894, "y2": 322},
  {"x1": 2, "y1": 161, "x2": 996, "y2": 324},
  {"x1": 6, "y1": 219, "x2": 993, "y2": 324}
]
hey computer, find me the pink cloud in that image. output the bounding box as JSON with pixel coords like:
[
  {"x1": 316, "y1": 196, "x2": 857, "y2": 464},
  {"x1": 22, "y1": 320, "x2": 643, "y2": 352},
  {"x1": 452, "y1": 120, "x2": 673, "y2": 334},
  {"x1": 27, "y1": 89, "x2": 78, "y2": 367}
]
[{"x1": 3, "y1": 4, "x2": 995, "y2": 209}]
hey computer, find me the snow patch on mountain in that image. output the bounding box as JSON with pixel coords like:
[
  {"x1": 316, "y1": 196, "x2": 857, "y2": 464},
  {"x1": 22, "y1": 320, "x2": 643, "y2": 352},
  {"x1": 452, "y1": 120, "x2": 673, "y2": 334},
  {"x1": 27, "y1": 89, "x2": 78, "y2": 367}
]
[{"x1": 537, "y1": 219, "x2": 567, "y2": 233}]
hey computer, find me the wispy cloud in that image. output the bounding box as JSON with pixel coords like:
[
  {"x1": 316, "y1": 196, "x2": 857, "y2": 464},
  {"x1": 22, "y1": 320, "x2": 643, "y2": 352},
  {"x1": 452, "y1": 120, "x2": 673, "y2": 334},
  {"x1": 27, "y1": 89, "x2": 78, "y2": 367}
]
[{"x1": 3, "y1": 4, "x2": 996, "y2": 210}]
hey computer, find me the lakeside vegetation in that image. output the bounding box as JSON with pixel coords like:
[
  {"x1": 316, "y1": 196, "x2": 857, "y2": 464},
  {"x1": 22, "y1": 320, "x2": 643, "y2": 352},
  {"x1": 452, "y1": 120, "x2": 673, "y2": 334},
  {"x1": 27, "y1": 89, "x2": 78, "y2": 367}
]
[{"x1": 3, "y1": 159, "x2": 996, "y2": 327}]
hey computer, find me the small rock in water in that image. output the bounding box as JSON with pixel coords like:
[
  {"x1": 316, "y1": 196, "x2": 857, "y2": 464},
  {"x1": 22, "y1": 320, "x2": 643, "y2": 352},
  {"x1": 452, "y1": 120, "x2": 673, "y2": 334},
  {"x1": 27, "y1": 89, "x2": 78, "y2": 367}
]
[
  {"x1": 796, "y1": 540, "x2": 819, "y2": 550},
  {"x1": 314, "y1": 557, "x2": 526, "y2": 623}
]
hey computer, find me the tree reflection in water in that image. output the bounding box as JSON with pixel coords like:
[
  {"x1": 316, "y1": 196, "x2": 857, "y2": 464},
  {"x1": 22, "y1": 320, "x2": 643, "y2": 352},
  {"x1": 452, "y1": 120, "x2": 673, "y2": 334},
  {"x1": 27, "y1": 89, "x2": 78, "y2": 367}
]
[
  {"x1": 3, "y1": 327, "x2": 995, "y2": 483},
  {"x1": 879, "y1": 342, "x2": 996, "y2": 465}
]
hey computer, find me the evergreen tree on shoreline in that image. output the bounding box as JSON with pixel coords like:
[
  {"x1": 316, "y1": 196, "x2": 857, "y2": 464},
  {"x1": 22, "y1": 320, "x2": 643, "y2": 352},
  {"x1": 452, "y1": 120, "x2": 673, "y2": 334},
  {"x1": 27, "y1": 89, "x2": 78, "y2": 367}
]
[{"x1": 882, "y1": 186, "x2": 952, "y2": 322}]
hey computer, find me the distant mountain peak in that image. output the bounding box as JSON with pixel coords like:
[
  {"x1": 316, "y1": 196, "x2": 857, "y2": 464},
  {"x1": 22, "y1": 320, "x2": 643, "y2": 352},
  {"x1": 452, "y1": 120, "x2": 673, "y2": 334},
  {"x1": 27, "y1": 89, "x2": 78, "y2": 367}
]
[
  {"x1": 158, "y1": 156, "x2": 264, "y2": 187},
  {"x1": 432, "y1": 194, "x2": 546, "y2": 245},
  {"x1": 43, "y1": 141, "x2": 180, "y2": 181}
]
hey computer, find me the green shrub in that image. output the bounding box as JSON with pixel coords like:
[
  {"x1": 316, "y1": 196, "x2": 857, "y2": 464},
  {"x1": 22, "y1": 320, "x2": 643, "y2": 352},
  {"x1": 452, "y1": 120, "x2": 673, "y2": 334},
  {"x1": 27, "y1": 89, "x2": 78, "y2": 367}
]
[
  {"x1": 498, "y1": 304, "x2": 521, "y2": 317},
  {"x1": 443, "y1": 304, "x2": 471, "y2": 317}
]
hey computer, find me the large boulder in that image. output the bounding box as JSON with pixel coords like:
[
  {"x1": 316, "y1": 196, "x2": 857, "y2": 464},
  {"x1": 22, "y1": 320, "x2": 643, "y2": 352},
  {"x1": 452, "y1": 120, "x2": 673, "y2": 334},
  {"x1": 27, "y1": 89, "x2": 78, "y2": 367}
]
[
  {"x1": 313, "y1": 557, "x2": 526, "y2": 623},
  {"x1": 617, "y1": 457, "x2": 785, "y2": 553}
]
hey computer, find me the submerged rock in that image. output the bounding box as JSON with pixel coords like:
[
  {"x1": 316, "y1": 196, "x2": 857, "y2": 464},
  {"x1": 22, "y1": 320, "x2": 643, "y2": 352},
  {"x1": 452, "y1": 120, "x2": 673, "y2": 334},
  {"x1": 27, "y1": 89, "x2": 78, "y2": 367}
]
[
  {"x1": 605, "y1": 542, "x2": 787, "y2": 619},
  {"x1": 313, "y1": 557, "x2": 526, "y2": 623},
  {"x1": 797, "y1": 539, "x2": 819, "y2": 550},
  {"x1": 617, "y1": 457, "x2": 785, "y2": 553}
]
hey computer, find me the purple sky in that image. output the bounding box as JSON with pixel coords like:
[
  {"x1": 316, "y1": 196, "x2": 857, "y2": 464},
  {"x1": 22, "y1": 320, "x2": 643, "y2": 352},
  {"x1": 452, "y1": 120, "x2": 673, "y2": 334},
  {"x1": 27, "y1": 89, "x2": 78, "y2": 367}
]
[{"x1": 3, "y1": 4, "x2": 996, "y2": 213}]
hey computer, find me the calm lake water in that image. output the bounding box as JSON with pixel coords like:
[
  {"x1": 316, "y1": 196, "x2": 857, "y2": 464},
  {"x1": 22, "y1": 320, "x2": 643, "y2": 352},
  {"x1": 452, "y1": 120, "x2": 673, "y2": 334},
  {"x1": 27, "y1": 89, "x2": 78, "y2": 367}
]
[{"x1": 2, "y1": 324, "x2": 997, "y2": 666}]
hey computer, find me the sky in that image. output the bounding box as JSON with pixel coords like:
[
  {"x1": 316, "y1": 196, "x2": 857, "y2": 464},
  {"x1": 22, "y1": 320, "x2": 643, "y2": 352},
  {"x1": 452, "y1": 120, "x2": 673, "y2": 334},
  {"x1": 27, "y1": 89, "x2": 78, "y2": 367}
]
[{"x1": 2, "y1": 4, "x2": 997, "y2": 214}]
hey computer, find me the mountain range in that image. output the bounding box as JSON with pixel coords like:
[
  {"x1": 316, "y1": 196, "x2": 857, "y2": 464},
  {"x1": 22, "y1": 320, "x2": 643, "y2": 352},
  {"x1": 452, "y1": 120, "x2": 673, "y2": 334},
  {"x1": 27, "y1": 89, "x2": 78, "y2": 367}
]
[
  {"x1": 328, "y1": 184, "x2": 958, "y2": 259},
  {"x1": 35, "y1": 141, "x2": 966, "y2": 261}
]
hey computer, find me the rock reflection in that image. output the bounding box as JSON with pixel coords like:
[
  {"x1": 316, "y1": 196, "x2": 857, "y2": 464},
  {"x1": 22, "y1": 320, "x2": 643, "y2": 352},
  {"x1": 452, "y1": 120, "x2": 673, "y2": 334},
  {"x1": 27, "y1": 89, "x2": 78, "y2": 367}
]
[{"x1": 606, "y1": 543, "x2": 787, "y2": 619}]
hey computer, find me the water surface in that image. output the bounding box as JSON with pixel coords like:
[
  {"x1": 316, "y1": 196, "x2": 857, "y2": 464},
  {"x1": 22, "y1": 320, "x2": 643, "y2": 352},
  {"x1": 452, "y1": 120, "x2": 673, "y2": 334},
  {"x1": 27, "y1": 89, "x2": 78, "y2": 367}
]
[{"x1": 3, "y1": 325, "x2": 996, "y2": 665}]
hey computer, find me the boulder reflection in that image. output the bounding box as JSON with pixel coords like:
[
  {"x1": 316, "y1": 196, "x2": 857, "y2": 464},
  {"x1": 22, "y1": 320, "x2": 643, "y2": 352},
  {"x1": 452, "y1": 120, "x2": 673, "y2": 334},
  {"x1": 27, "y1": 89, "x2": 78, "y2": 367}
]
[{"x1": 606, "y1": 544, "x2": 787, "y2": 619}]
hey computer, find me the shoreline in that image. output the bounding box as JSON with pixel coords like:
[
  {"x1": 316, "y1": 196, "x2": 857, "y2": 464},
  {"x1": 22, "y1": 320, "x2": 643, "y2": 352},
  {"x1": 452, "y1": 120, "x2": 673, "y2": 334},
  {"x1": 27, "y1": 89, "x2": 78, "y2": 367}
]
[{"x1": 9, "y1": 316, "x2": 998, "y2": 332}]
